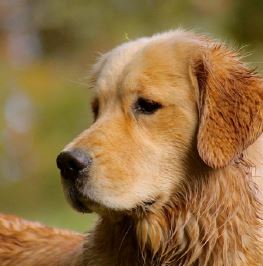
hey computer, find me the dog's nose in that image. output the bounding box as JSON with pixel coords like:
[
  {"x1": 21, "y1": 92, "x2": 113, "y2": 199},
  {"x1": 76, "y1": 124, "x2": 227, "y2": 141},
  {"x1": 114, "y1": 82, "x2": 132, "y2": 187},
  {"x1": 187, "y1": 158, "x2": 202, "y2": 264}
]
[{"x1": 56, "y1": 148, "x2": 92, "y2": 180}]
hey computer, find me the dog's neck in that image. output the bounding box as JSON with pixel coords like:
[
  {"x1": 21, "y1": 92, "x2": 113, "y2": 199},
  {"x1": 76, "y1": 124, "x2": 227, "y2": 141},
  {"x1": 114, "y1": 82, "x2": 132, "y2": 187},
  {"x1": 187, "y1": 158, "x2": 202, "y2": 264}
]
[{"x1": 83, "y1": 163, "x2": 263, "y2": 265}]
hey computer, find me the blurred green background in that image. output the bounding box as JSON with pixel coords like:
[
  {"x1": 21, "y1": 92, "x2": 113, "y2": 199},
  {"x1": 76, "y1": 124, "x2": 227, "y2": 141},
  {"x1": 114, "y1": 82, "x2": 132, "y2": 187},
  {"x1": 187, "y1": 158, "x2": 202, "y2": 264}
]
[{"x1": 0, "y1": 0, "x2": 263, "y2": 233}]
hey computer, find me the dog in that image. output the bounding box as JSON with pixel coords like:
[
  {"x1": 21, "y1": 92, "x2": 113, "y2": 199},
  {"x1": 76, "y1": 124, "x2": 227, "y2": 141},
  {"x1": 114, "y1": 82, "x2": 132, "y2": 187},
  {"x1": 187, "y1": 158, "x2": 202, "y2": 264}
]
[{"x1": 0, "y1": 29, "x2": 263, "y2": 265}]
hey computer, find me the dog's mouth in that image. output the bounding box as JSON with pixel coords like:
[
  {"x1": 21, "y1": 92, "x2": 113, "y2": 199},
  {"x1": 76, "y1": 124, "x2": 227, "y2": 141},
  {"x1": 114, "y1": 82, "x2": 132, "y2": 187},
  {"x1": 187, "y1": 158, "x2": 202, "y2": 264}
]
[
  {"x1": 70, "y1": 195, "x2": 102, "y2": 214},
  {"x1": 68, "y1": 186, "x2": 159, "y2": 216},
  {"x1": 66, "y1": 186, "x2": 97, "y2": 213},
  {"x1": 74, "y1": 196, "x2": 158, "y2": 215},
  {"x1": 64, "y1": 177, "x2": 160, "y2": 216}
]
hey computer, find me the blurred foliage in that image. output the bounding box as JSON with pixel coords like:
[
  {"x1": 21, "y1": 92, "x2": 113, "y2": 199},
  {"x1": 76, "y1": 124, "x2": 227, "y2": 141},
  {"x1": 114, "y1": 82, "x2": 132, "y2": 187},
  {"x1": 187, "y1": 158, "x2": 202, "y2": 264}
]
[{"x1": 0, "y1": 0, "x2": 263, "y2": 232}]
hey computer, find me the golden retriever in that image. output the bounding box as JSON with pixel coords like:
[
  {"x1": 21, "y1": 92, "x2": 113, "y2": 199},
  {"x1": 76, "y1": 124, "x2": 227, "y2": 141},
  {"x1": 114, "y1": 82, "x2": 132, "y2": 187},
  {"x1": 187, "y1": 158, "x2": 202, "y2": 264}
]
[{"x1": 1, "y1": 29, "x2": 263, "y2": 266}]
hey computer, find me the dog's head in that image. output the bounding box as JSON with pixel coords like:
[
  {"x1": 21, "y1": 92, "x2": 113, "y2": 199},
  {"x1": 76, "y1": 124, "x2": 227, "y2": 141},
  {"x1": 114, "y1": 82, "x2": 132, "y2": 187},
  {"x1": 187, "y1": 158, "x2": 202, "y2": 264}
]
[{"x1": 57, "y1": 30, "x2": 263, "y2": 216}]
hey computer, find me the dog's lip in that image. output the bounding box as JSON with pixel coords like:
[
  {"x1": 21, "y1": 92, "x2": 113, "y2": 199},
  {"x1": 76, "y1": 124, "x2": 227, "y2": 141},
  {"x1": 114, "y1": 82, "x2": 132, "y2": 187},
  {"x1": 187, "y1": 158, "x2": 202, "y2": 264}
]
[
  {"x1": 80, "y1": 193, "x2": 159, "y2": 213},
  {"x1": 72, "y1": 194, "x2": 102, "y2": 213},
  {"x1": 65, "y1": 179, "x2": 160, "y2": 214},
  {"x1": 66, "y1": 185, "x2": 95, "y2": 213},
  {"x1": 72, "y1": 197, "x2": 93, "y2": 213},
  {"x1": 74, "y1": 195, "x2": 158, "y2": 215}
]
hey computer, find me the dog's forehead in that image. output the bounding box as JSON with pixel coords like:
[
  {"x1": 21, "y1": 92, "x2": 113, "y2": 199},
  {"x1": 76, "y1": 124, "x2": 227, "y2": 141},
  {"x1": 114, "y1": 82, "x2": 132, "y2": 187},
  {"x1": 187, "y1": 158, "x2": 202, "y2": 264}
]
[
  {"x1": 91, "y1": 38, "x2": 150, "y2": 95},
  {"x1": 91, "y1": 30, "x2": 198, "y2": 97}
]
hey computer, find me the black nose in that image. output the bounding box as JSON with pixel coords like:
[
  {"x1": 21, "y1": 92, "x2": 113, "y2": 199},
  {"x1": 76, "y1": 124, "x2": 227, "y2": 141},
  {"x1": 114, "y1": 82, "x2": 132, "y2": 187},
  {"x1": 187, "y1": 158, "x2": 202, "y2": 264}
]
[{"x1": 56, "y1": 148, "x2": 92, "y2": 180}]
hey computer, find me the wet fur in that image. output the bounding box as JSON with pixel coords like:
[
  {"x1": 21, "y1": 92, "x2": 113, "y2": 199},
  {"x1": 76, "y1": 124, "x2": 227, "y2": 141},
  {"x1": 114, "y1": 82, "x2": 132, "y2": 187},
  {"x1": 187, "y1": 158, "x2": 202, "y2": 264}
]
[{"x1": 1, "y1": 30, "x2": 263, "y2": 265}]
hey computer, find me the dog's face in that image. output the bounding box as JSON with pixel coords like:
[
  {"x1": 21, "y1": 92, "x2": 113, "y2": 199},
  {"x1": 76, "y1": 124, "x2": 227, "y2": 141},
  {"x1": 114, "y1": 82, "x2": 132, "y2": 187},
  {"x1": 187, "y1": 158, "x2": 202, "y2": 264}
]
[{"x1": 57, "y1": 31, "x2": 263, "y2": 215}]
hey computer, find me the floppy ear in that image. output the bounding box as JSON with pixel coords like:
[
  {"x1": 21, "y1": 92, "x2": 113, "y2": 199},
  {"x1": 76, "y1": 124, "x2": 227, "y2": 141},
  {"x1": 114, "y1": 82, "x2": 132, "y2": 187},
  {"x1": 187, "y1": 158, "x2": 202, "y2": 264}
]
[{"x1": 193, "y1": 44, "x2": 263, "y2": 168}]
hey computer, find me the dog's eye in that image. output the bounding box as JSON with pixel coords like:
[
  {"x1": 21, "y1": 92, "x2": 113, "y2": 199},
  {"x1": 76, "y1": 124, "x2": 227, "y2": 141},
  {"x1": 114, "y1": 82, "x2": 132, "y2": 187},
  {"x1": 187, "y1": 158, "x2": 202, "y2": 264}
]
[
  {"x1": 134, "y1": 97, "x2": 163, "y2": 115},
  {"x1": 92, "y1": 98, "x2": 99, "y2": 120}
]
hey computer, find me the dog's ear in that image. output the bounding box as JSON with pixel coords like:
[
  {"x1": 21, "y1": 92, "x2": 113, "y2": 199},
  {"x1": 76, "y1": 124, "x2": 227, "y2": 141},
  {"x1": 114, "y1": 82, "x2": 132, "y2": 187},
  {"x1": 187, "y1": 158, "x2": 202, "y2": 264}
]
[{"x1": 192, "y1": 44, "x2": 263, "y2": 168}]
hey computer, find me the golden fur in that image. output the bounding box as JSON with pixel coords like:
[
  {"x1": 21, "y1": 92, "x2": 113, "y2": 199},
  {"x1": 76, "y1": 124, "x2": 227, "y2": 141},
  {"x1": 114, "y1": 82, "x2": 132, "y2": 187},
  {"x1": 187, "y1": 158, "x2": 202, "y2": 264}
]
[
  {"x1": 1, "y1": 30, "x2": 263, "y2": 265},
  {"x1": 0, "y1": 214, "x2": 83, "y2": 266}
]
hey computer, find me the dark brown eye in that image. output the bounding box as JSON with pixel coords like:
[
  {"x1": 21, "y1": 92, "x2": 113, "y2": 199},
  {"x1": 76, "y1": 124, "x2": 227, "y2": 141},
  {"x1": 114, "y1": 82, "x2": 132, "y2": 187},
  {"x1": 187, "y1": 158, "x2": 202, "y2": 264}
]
[
  {"x1": 92, "y1": 98, "x2": 99, "y2": 120},
  {"x1": 134, "y1": 97, "x2": 163, "y2": 115}
]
